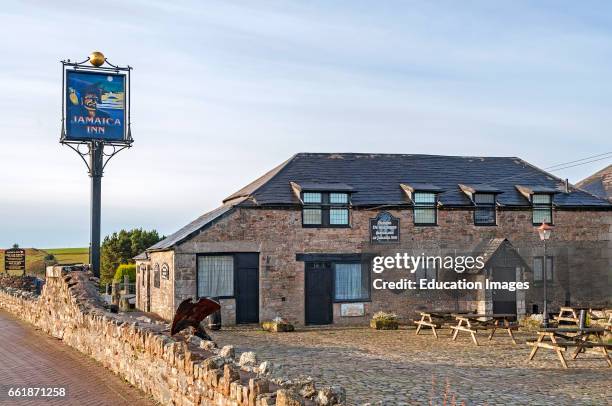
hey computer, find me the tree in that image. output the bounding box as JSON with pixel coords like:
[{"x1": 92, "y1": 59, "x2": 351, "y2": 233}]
[
  {"x1": 100, "y1": 228, "x2": 162, "y2": 284},
  {"x1": 113, "y1": 263, "x2": 136, "y2": 283}
]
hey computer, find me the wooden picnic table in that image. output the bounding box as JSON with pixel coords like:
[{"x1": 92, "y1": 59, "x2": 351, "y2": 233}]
[
  {"x1": 449, "y1": 313, "x2": 518, "y2": 346},
  {"x1": 413, "y1": 310, "x2": 473, "y2": 339},
  {"x1": 553, "y1": 306, "x2": 609, "y2": 325},
  {"x1": 527, "y1": 327, "x2": 611, "y2": 368}
]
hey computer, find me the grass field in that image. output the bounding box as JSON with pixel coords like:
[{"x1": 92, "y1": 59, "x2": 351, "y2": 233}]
[{"x1": 0, "y1": 247, "x2": 89, "y2": 276}]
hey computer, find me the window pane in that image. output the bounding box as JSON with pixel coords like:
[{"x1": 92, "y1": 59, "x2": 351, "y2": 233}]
[
  {"x1": 330, "y1": 208, "x2": 349, "y2": 225},
  {"x1": 330, "y1": 193, "x2": 348, "y2": 204},
  {"x1": 414, "y1": 207, "x2": 436, "y2": 224},
  {"x1": 414, "y1": 192, "x2": 436, "y2": 204},
  {"x1": 335, "y1": 263, "x2": 365, "y2": 300},
  {"x1": 303, "y1": 208, "x2": 322, "y2": 224},
  {"x1": 198, "y1": 256, "x2": 234, "y2": 297},
  {"x1": 533, "y1": 208, "x2": 552, "y2": 224},
  {"x1": 546, "y1": 257, "x2": 553, "y2": 281},
  {"x1": 474, "y1": 193, "x2": 495, "y2": 204},
  {"x1": 532, "y1": 194, "x2": 552, "y2": 204},
  {"x1": 303, "y1": 192, "x2": 322, "y2": 203},
  {"x1": 475, "y1": 207, "x2": 495, "y2": 224},
  {"x1": 533, "y1": 257, "x2": 543, "y2": 281}
]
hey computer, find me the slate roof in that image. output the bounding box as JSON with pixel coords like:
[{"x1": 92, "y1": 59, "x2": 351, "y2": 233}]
[
  {"x1": 576, "y1": 164, "x2": 612, "y2": 201},
  {"x1": 146, "y1": 153, "x2": 611, "y2": 252},
  {"x1": 226, "y1": 153, "x2": 611, "y2": 208},
  {"x1": 468, "y1": 238, "x2": 529, "y2": 274},
  {"x1": 147, "y1": 204, "x2": 235, "y2": 251}
]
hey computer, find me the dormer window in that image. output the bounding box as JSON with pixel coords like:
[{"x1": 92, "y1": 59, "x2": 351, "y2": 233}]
[
  {"x1": 302, "y1": 191, "x2": 350, "y2": 227},
  {"x1": 414, "y1": 192, "x2": 437, "y2": 225},
  {"x1": 532, "y1": 193, "x2": 552, "y2": 225},
  {"x1": 474, "y1": 193, "x2": 496, "y2": 225}
]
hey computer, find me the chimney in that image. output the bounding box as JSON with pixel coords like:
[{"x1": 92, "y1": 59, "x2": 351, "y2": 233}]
[{"x1": 565, "y1": 178, "x2": 570, "y2": 193}]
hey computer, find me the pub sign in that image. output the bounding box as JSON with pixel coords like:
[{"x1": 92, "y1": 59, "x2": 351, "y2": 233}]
[
  {"x1": 4, "y1": 248, "x2": 26, "y2": 272},
  {"x1": 64, "y1": 70, "x2": 127, "y2": 142},
  {"x1": 370, "y1": 211, "x2": 400, "y2": 243}
]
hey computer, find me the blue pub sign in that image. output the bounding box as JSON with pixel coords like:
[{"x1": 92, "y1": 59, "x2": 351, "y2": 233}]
[{"x1": 65, "y1": 70, "x2": 126, "y2": 141}]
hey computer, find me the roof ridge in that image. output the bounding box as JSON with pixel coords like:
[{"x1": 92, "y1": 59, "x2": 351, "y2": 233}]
[
  {"x1": 223, "y1": 154, "x2": 298, "y2": 204},
  {"x1": 294, "y1": 152, "x2": 520, "y2": 159}
]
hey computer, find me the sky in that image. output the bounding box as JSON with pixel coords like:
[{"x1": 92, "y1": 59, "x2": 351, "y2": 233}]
[{"x1": 0, "y1": 0, "x2": 611, "y2": 248}]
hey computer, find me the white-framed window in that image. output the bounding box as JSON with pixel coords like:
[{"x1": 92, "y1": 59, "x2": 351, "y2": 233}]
[
  {"x1": 414, "y1": 192, "x2": 437, "y2": 225},
  {"x1": 197, "y1": 255, "x2": 234, "y2": 297}
]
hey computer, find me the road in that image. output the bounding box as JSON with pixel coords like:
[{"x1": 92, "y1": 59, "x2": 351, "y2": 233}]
[{"x1": 0, "y1": 309, "x2": 157, "y2": 406}]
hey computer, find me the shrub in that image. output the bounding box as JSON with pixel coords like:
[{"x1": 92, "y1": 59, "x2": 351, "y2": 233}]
[
  {"x1": 370, "y1": 311, "x2": 399, "y2": 330},
  {"x1": 372, "y1": 311, "x2": 398, "y2": 322},
  {"x1": 113, "y1": 263, "x2": 136, "y2": 283},
  {"x1": 100, "y1": 228, "x2": 163, "y2": 285}
]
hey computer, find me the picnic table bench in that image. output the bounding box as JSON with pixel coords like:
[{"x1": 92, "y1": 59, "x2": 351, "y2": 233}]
[
  {"x1": 553, "y1": 306, "x2": 609, "y2": 325},
  {"x1": 449, "y1": 313, "x2": 518, "y2": 346},
  {"x1": 527, "y1": 327, "x2": 611, "y2": 368},
  {"x1": 413, "y1": 310, "x2": 473, "y2": 339}
]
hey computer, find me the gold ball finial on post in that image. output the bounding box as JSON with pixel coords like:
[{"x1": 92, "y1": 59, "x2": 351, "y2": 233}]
[{"x1": 89, "y1": 51, "x2": 105, "y2": 67}]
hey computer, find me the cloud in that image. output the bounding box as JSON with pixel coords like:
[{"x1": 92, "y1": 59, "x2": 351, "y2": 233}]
[{"x1": 0, "y1": 0, "x2": 610, "y2": 246}]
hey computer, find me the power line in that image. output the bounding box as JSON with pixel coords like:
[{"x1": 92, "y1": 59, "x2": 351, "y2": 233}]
[
  {"x1": 487, "y1": 152, "x2": 612, "y2": 185},
  {"x1": 544, "y1": 152, "x2": 612, "y2": 170}
]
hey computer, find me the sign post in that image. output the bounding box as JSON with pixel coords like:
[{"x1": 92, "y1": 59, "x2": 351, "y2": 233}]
[
  {"x1": 4, "y1": 247, "x2": 26, "y2": 275},
  {"x1": 60, "y1": 52, "x2": 133, "y2": 277}
]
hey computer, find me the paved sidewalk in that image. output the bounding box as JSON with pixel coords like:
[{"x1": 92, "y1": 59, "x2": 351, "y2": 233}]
[
  {"x1": 212, "y1": 326, "x2": 612, "y2": 405},
  {"x1": 0, "y1": 310, "x2": 158, "y2": 406}
]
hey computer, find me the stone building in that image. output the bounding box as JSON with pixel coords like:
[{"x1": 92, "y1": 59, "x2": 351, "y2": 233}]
[
  {"x1": 135, "y1": 153, "x2": 612, "y2": 325},
  {"x1": 576, "y1": 164, "x2": 612, "y2": 201}
]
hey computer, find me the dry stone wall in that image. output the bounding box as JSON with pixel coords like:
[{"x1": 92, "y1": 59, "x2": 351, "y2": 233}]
[{"x1": 0, "y1": 268, "x2": 345, "y2": 406}]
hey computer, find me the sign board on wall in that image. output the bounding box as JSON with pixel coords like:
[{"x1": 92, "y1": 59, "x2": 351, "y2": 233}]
[
  {"x1": 4, "y1": 248, "x2": 26, "y2": 272},
  {"x1": 161, "y1": 263, "x2": 170, "y2": 280},
  {"x1": 370, "y1": 211, "x2": 400, "y2": 243},
  {"x1": 64, "y1": 70, "x2": 127, "y2": 142},
  {"x1": 340, "y1": 303, "x2": 365, "y2": 317}
]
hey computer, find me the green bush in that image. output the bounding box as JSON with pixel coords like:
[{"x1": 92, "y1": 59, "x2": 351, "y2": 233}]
[
  {"x1": 113, "y1": 263, "x2": 136, "y2": 283},
  {"x1": 100, "y1": 228, "x2": 163, "y2": 285}
]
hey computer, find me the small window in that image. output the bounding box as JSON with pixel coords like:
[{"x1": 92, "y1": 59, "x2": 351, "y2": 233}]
[
  {"x1": 532, "y1": 194, "x2": 552, "y2": 225},
  {"x1": 153, "y1": 264, "x2": 160, "y2": 289},
  {"x1": 334, "y1": 263, "x2": 369, "y2": 301},
  {"x1": 415, "y1": 263, "x2": 437, "y2": 284},
  {"x1": 414, "y1": 192, "x2": 437, "y2": 225},
  {"x1": 533, "y1": 256, "x2": 553, "y2": 282},
  {"x1": 303, "y1": 192, "x2": 322, "y2": 203},
  {"x1": 302, "y1": 191, "x2": 350, "y2": 227},
  {"x1": 198, "y1": 255, "x2": 234, "y2": 297},
  {"x1": 303, "y1": 208, "x2": 322, "y2": 225},
  {"x1": 329, "y1": 208, "x2": 349, "y2": 225},
  {"x1": 474, "y1": 193, "x2": 496, "y2": 225},
  {"x1": 330, "y1": 193, "x2": 348, "y2": 204}
]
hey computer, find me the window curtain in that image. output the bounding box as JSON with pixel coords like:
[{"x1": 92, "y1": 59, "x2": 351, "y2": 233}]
[
  {"x1": 198, "y1": 256, "x2": 234, "y2": 297},
  {"x1": 335, "y1": 263, "x2": 363, "y2": 300}
]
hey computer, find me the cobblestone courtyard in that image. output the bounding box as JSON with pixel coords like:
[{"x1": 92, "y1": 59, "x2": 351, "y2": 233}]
[{"x1": 211, "y1": 326, "x2": 611, "y2": 405}]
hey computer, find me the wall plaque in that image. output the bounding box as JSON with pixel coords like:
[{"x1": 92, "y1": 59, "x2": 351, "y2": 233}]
[
  {"x1": 4, "y1": 248, "x2": 26, "y2": 272},
  {"x1": 161, "y1": 263, "x2": 170, "y2": 280},
  {"x1": 340, "y1": 302, "x2": 365, "y2": 317},
  {"x1": 370, "y1": 211, "x2": 400, "y2": 243}
]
